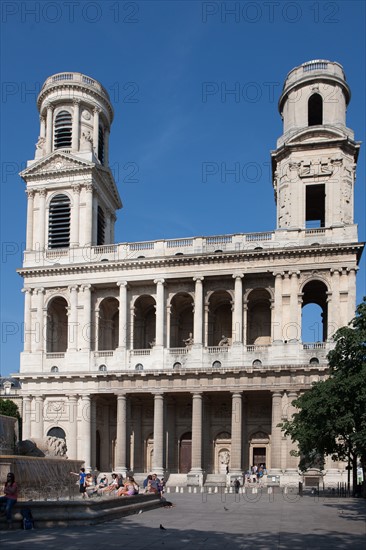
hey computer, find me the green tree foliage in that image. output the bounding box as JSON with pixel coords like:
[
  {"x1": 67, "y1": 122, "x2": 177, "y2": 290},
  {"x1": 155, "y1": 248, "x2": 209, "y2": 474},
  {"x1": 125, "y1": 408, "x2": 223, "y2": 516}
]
[
  {"x1": 280, "y1": 298, "x2": 366, "y2": 490},
  {"x1": 0, "y1": 398, "x2": 20, "y2": 419}
]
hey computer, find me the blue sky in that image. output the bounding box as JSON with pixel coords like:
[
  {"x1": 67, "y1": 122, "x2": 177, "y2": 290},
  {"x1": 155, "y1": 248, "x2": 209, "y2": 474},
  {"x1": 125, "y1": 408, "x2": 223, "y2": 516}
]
[{"x1": 1, "y1": 1, "x2": 365, "y2": 377}]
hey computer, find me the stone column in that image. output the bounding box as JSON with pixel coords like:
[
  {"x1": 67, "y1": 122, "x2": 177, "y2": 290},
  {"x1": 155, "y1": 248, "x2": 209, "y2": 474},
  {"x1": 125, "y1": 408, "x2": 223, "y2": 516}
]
[
  {"x1": 36, "y1": 288, "x2": 45, "y2": 352},
  {"x1": 78, "y1": 395, "x2": 91, "y2": 470},
  {"x1": 84, "y1": 184, "x2": 93, "y2": 246},
  {"x1": 130, "y1": 304, "x2": 135, "y2": 349},
  {"x1": 37, "y1": 188, "x2": 46, "y2": 251},
  {"x1": 40, "y1": 115, "x2": 46, "y2": 139},
  {"x1": 152, "y1": 393, "x2": 165, "y2": 476},
  {"x1": 289, "y1": 272, "x2": 300, "y2": 341},
  {"x1": 33, "y1": 396, "x2": 44, "y2": 439},
  {"x1": 243, "y1": 299, "x2": 248, "y2": 345},
  {"x1": 270, "y1": 392, "x2": 283, "y2": 472},
  {"x1": 70, "y1": 184, "x2": 81, "y2": 247},
  {"x1": 273, "y1": 272, "x2": 283, "y2": 342},
  {"x1": 329, "y1": 269, "x2": 340, "y2": 338},
  {"x1": 115, "y1": 394, "x2": 128, "y2": 474},
  {"x1": 67, "y1": 395, "x2": 78, "y2": 460},
  {"x1": 347, "y1": 268, "x2": 357, "y2": 324},
  {"x1": 26, "y1": 190, "x2": 35, "y2": 251},
  {"x1": 22, "y1": 396, "x2": 32, "y2": 440},
  {"x1": 45, "y1": 104, "x2": 54, "y2": 154},
  {"x1": 232, "y1": 273, "x2": 244, "y2": 343},
  {"x1": 104, "y1": 128, "x2": 110, "y2": 166},
  {"x1": 68, "y1": 286, "x2": 78, "y2": 351},
  {"x1": 90, "y1": 398, "x2": 97, "y2": 470},
  {"x1": 93, "y1": 107, "x2": 100, "y2": 155},
  {"x1": 22, "y1": 288, "x2": 33, "y2": 352},
  {"x1": 230, "y1": 392, "x2": 243, "y2": 473},
  {"x1": 117, "y1": 281, "x2": 128, "y2": 349},
  {"x1": 71, "y1": 99, "x2": 80, "y2": 151},
  {"x1": 204, "y1": 303, "x2": 209, "y2": 347},
  {"x1": 193, "y1": 277, "x2": 204, "y2": 345},
  {"x1": 154, "y1": 279, "x2": 165, "y2": 347},
  {"x1": 190, "y1": 393, "x2": 203, "y2": 473},
  {"x1": 78, "y1": 284, "x2": 92, "y2": 351}
]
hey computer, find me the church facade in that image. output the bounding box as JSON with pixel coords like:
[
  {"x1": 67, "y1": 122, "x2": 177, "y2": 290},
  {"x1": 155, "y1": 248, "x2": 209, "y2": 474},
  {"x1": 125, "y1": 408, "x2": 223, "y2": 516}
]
[{"x1": 17, "y1": 61, "x2": 363, "y2": 486}]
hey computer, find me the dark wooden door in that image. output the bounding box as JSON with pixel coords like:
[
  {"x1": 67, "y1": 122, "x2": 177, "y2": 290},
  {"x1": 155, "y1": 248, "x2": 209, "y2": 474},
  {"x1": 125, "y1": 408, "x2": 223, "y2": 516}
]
[
  {"x1": 179, "y1": 432, "x2": 192, "y2": 473},
  {"x1": 253, "y1": 447, "x2": 266, "y2": 467}
]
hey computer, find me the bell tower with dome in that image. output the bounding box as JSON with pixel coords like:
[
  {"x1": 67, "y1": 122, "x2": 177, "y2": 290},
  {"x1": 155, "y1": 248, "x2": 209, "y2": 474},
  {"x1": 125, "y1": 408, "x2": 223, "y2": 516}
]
[
  {"x1": 20, "y1": 72, "x2": 122, "y2": 252},
  {"x1": 272, "y1": 60, "x2": 360, "y2": 234}
]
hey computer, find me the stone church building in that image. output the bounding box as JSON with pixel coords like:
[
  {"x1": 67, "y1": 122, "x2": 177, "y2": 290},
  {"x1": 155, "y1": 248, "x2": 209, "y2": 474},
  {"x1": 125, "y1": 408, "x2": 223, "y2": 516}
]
[{"x1": 16, "y1": 60, "x2": 363, "y2": 486}]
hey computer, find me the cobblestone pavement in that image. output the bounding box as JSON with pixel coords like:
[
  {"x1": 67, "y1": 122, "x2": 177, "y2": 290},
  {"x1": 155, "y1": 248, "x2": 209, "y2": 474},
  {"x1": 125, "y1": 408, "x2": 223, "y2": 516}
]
[{"x1": 1, "y1": 492, "x2": 365, "y2": 549}]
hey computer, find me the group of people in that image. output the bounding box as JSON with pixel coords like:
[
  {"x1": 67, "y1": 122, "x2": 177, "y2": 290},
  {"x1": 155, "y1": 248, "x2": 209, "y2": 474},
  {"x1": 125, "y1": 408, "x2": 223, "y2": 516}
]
[
  {"x1": 143, "y1": 473, "x2": 165, "y2": 495},
  {"x1": 245, "y1": 464, "x2": 267, "y2": 483},
  {"x1": 70, "y1": 468, "x2": 140, "y2": 499}
]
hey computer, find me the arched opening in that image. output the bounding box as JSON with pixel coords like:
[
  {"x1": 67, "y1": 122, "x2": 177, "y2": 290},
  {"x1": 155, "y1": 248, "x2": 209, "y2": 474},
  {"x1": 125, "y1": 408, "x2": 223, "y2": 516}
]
[
  {"x1": 179, "y1": 432, "x2": 192, "y2": 473},
  {"x1": 46, "y1": 296, "x2": 68, "y2": 352},
  {"x1": 308, "y1": 93, "x2": 323, "y2": 126},
  {"x1": 246, "y1": 289, "x2": 271, "y2": 345},
  {"x1": 302, "y1": 280, "x2": 328, "y2": 342},
  {"x1": 170, "y1": 293, "x2": 194, "y2": 347},
  {"x1": 48, "y1": 194, "x2": 71, "y2": 249},
  {"x1": 97, "y1": 206, "x2": 105, "y2": 246},
  {"x1": 54, "y1": 110, "x2": 72, "y2": 149},
  {"x1": 98, "y1": 297, "x2": 119, "y2": 350},
  {"x1": 47, "y1": 426, "x2": 66, "y2": 439},
  {"x1": 207, "y1": 290, "x2": 232, "y2": 346},
  {"x1": 133, "y1": 295, "x2": 156, "y2": 349}
]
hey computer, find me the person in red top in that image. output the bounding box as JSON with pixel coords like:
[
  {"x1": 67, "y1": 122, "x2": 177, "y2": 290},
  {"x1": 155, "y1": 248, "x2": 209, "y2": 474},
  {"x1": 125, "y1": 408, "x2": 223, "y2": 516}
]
[{"x1": 0, "y1": 473, "x2": 18, "y2": 526}]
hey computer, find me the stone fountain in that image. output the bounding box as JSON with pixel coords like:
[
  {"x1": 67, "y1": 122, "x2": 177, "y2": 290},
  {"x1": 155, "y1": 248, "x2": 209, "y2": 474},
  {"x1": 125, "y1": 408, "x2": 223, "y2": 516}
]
[{"x1": 0, "y1": 414, "x2": 83, "y2": 500}]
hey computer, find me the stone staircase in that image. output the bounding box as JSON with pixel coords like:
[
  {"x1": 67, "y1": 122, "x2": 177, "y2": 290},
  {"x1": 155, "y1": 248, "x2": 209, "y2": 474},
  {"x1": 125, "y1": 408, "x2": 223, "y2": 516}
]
[
  {"x1": 166, "y1": 473, "x2": 188, "y2": 487},
  {"x1": 204, "y1": 474, "x2": 227, "y2": 487}
]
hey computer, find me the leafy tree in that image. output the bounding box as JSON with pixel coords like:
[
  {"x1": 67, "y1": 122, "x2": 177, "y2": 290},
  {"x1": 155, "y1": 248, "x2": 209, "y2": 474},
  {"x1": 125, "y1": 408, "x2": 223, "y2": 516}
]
[
  {"x1": 281, "y1": 297, "x2": 366, "y2": 495},
  {"x1": 0, "y1": 398, "x2": 20, "y2": 419}
]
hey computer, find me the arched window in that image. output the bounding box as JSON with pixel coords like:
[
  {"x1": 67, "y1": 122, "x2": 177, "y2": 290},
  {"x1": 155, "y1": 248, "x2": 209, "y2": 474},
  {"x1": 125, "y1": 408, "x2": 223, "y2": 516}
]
[
  {"x1": 48, "y1": 194, "x2": 71, "y2": 249},
  {"x1": 98, "y1": 125, "x2": 104, "y2": 164},
  {"x1": 47, "y1": 426, "x2": 65, "y2": 439},
  {"x1": 97, "y1": 206, "x2": 105, "y2": 245},
  {"x1": 54, "y1": 110, "x2": 72, "y2": 149},
  {"x1": 308, "y1": 93, "x2": 323, "y2": 126}
]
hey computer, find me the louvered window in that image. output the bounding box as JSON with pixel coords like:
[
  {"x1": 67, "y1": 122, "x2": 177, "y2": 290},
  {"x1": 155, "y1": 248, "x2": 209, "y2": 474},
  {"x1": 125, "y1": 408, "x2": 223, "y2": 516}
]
[
  {"x1": 97, "y1": 206, "x2": 105, "y2": 245},
  {"x1": 98, "y1": 125, "x2": 104, "y2": 164},
  {"x1": 54, "y1": 110, "x2": 72, "y2": 149},
  {"x1": 48, "y1": 194, "x2": 71, "y2": 249}
]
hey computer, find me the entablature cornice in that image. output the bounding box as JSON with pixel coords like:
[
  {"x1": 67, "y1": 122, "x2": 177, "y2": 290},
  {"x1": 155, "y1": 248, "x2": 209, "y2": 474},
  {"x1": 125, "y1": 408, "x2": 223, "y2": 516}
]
[
  {"x1": 15, "y1": 363, "x2": 329, "y2": 391},
  {"x1": 18, "y1": 242, "x2": 364, "y2": 279}
]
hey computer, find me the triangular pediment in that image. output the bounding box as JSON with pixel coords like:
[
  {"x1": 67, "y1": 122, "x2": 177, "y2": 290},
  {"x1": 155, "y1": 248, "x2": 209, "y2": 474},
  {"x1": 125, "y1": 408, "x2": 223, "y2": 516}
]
[{"x1": 20, "y1": 151, "x2": 95, "y2": 178}]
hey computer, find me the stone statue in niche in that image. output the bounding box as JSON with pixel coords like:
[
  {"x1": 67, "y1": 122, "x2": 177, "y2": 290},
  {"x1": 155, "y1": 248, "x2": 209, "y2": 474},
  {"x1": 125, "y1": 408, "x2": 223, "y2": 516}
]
[{"x1": 81, "y1": 129, "x2": 93, "y2": 151}]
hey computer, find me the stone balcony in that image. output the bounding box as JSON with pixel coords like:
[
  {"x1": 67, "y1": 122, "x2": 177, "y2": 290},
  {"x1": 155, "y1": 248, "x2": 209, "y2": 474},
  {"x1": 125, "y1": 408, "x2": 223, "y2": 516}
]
[
  {"x1": 21, "y1": 226, "x2": 358, "y2": 269},
  {"x1": 20, "y1": 341, "x2": 331, "y2": 376}
]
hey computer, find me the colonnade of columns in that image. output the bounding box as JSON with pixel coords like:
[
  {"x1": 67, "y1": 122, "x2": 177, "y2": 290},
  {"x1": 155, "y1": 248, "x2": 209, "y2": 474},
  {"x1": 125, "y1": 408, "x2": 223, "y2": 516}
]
[
  {"x1": 22, "y1": 271, "x2": 356, "y2": 354},
  {"x1": 22, "y1": 391, "x2": 297, "y2": 476}
]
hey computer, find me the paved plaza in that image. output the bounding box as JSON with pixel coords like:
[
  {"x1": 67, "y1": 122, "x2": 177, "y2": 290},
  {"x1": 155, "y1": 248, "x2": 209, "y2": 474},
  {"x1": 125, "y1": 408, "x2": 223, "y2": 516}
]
[{"x1": 1, "y1": 492, "x2": 365, "y2": 549}]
